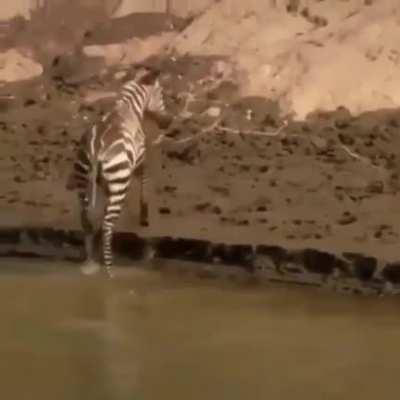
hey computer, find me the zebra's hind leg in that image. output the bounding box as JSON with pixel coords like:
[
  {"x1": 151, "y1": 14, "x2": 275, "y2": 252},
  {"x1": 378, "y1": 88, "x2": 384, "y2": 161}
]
[
  {"x1": 138, "y1": 163, "x2": 149, "y2": 227},
  {"x1": 101, "y1": 184, "x2": 130, "y2": 279},
  {"x1": 78, "y1": 193, "x2": 100, "y2": 276}
]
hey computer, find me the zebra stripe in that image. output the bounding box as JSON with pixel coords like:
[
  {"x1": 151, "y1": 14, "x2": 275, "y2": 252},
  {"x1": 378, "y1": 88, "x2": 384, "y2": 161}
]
[{"x1": 71, "y1": 76, "x2": 166, "y2": 277}]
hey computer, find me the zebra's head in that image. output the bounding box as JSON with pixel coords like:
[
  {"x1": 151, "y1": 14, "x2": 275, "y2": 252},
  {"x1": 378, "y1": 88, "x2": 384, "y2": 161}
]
[
  {"x1": 145, "y1": 79, "x2": 172, "y2": 129},
  {"x1": 146, "y1": 79, "x2": 166, "y2": 115}
]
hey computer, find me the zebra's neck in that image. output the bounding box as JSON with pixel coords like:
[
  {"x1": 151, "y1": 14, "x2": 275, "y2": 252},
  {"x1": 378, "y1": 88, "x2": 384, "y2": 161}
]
[{"x1": 117, "y1": 82, "x2": 149, "y2": 121}]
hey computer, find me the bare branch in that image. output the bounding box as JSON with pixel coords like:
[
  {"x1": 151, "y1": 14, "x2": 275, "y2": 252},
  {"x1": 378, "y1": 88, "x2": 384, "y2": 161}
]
[
  {"x1": 217, "y1": 120, "x2": 288, "y2": 137},
  {"x1": 152, "y1": 118, "x2": 222, "y2": 146},
  {"x1": 339, "y1": 144, "x2": 382, "y2": 170},
  {"x1": 151, "y1": 118, "x2": 289, "y2": 147}
]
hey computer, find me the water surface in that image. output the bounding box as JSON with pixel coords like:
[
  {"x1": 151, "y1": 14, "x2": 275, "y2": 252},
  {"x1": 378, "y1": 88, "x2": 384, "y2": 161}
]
[{"x1": 0, "y1": 258, "x2": 399, "y2": 400}]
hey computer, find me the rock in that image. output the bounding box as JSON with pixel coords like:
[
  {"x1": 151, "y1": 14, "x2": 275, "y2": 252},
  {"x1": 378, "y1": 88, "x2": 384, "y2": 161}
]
[
  {"x1": 82, "y1": 90, "x2": 116, "y2": 104},
  {"x1": 366, "y1": 180, "x2": 384, "y2": 194},
  {"x1": 210, "y1": 60, "x2": 233, "y2": 79},
  {"x1": 114, "y1": 70, "x2": 128, "y2": 80},
  {"x1": 310, "y1": 136, "x2": 328, "y2": 150},
  {"x1": 334, "y1": 171, "x2": 369, "y2": 190},
  {"x1": 179, "y1": 110, "x2": 193, "y2": 119},
  {"x1": 83, "y1": 43, "x2": 125, "y2": 65},
  {"x1": 0, "y1": 94, "x2": 15, "y2": 112},
  {"x1": 205, "y1": 106, "x2": 221, "y2": 118},
  {"x1": 282, "y1": 165, "x2": 325, "y2": 189},
  {"x1": 0, "y1": 49, "x2": 43, "y2": 82},
  {"x1": 338, "y1": 132, "x2": 355, "y2": 146},
  {"x1": 334, "y1": 106, "x2": 352, "y2": 129},
  {"x1": 245, "y1": 109, "x2": 253, "y2": 120},
  {"x1": 337, "y1": 212, "x2": 358, "y2": 226},
  {"x1": 83, "y1": 32, "x2": 176, "y2": 67}
]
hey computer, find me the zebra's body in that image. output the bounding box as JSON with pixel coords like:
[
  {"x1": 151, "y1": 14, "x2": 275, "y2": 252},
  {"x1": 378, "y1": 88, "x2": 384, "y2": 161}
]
[{"x1": 71, "y1": 76, "x2": 166, "y2": 277}]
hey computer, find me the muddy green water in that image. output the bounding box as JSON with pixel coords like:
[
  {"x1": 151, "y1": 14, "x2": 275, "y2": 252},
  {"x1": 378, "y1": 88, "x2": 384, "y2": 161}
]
[{"x1": 0, "y1": 258, "x2": 399, "y2": 400}]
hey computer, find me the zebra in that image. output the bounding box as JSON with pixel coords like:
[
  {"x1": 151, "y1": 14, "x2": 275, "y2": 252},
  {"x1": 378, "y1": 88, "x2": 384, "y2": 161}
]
[{"x1": 69, "y1": 70, "x2": 168, "y2": 278}]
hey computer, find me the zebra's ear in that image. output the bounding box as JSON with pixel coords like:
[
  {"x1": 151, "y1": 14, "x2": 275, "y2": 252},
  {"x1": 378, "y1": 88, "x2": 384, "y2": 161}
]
[
  {"x1": 134, "y1": 68, "x2": 149, "y2": 83},
  {"x1": 134, "y1": 66, "x2": 161, "y2": 85},
  {"x1": 154, "y1": 78, "x2": 161, "y2": 88}
]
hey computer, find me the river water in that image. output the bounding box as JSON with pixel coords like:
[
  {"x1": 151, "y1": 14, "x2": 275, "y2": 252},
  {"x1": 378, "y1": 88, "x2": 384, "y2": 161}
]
[{"x1": 0, "y1": 257, "x2": 399, "y2": 400}]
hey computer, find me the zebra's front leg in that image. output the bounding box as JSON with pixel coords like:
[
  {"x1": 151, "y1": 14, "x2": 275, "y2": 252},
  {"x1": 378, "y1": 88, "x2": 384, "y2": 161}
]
[
  {"x1": 138, "y1": 165, "x2": 157, "y2": 260},
  {"x1": 102, "y1": 219, "x2": 116, "y2": 279},
  {"x1": 79, "y1": 194, "x2": 100, "y2": 276}
]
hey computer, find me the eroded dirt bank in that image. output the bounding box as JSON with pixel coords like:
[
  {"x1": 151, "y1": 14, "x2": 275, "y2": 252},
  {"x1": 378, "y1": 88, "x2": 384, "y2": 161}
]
[
  {"x1": 1, "y1": 53, "x2": 400, "y2": 294},
  {"x1": 1, "y1": 6, "x2": 400, "y2": 294}
]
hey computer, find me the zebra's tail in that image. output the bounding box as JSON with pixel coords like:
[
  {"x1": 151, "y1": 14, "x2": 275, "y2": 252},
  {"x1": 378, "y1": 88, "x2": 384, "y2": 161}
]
[{"x1": 88, "y1": 159, "x2": 99, "y2": 209}]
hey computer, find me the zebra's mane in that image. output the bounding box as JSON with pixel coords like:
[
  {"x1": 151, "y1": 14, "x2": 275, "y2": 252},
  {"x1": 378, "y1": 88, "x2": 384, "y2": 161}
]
[{"x1": 121, "y1": 67, "x2": 161, "y2": 88}]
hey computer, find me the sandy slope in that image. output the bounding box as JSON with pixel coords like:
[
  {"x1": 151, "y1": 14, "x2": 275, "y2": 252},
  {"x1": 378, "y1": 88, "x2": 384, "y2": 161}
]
[{"x1": 172, "y1": 0, "x2": 400, "y2": 119}]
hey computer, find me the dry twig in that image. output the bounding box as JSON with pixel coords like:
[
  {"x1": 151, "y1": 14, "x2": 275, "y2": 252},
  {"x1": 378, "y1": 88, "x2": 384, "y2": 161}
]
[
  {"x1": 152, "y1": 119, "x2": 289, "y2": 147},
  {"x1": 217, "y1": 120, "x2": 288, "y2": 137},
  {"x1": 339, "y1": 144, "x2": 382, "y2": 170},
  {"x1": 152, "y1": 118, "x2": 222, "y2": 146}
]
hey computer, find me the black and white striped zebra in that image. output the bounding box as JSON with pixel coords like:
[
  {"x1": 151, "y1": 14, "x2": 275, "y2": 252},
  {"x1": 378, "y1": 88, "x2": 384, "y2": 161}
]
[{"x1": 70, "y1": 71, "x2": 167, "y2": 277}]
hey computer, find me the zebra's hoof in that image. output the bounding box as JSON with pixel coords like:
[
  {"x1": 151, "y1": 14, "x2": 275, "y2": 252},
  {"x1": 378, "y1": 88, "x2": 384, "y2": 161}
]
[
  {"x1": 379, "y1": 281, "x2": 395, "y2": 296},
  {"x1": 106, "y1": 271, "x2": 115, "y2": 279},
  {"x1": 144, "y1": 245, "x2": 156, "y2": 261},
  {"x1": 140, "y1": 219, "x2": 149, "y2": 227},
  {"x1": 80, "y1": 261, "x2": 101, "y2": 276}
]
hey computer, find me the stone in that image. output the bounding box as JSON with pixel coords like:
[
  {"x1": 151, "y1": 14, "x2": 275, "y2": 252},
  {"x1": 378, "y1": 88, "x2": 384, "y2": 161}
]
[
  {"x1": 0, "y1": 94, "x2": 15, "y2": 112},
  {"x1": 83, "y1": 32, "x2": 175, "y2": 67},
  {"x1": 310, "y1": 135, "x2": 328, "y2": 150},
  {"x1": 205, "y1": 106, "x2": 221, "y2": 118},
  {"x1": 83, "y1": 44, "x2": 125, "y2": 65},
  {"x1": 210, "y1": 60, "x2": 233, "y2": 79},
  {"x1": 179, "y1": 110, "x2": 193, "y2": 119},
  {"x1": 0, "y1": 49, "x2": 43, "y2": 82},
  {"x1": 82, "y1": 90, "x2": 116, "y2": 104},
  {"x1": 114, "y1": 70, "x2": 128, "y2": 80}
]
